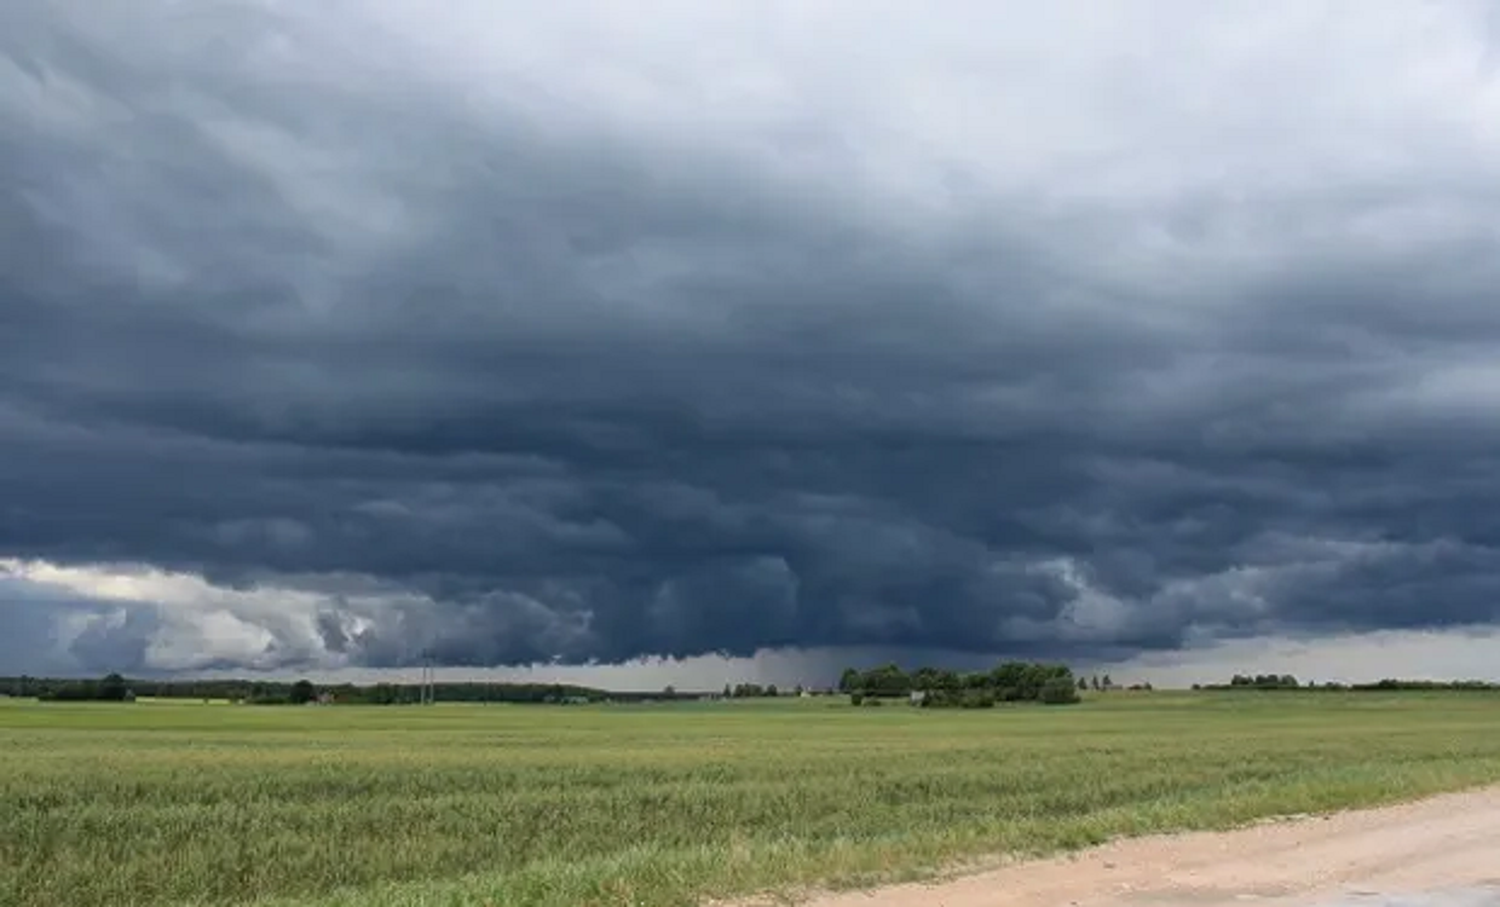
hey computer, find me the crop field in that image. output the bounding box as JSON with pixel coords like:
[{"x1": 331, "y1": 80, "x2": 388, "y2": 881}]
[{"x1": 5, "y1": 692, "x2": 1500, "y2": 907}]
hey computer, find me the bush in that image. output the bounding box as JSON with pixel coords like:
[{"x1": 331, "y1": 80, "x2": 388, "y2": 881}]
[
  {"x1": 917, "y1": 689, "x2": 995, "y2": 709},
  {"x1": 1040, "y1": 677, "x2": 1081, "y2": 705}
]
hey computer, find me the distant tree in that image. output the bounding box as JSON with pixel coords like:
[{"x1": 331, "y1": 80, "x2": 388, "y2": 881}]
[
  {"x1": 1040, "y1": 676, "x2": 1082, "y2": 705},
  {"x1": 861, "y1": 663, "x2": 912, "y2": 697},
  {"x1": 289, "y1": 679, "x2": 317, "y2": 705},
  {"x1": 1090, "y1": 675, "x2": 1101, "y2": 691},
  {"x1": 723, "y1": 684, "x2": 732, "y2": 699},
  {"x1": 1223, "y1": 674, "x2": 1300, "y2": 690},
  {"x1": 765, "y1": 684, "x2": 778, "y2": 698},
  {"x1": 97, "y1": 673, "x2": 129, "y2": 702},
  {"x1": 842, "y1": 661, "x2": 1082, "y2": 708},
  {"x1": 1101, "y1": 674, "x2": 1113, "y2": 690}
]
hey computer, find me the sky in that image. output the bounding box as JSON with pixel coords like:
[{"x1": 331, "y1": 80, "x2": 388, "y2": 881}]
[{"x1": 3, "y1": 1, "x2": 1500, "y2": 688}]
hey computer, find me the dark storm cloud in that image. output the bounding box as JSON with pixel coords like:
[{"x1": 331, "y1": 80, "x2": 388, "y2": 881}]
[{"x1": 3, "y1": 1, "x2": 1500, "y2": 673}]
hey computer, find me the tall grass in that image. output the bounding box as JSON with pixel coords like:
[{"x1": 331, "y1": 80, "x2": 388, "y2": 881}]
[{"x1": 4, "y1": 692, "x2": 1500, "y2": 907}]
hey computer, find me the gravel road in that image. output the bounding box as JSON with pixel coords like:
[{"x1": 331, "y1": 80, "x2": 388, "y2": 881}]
[{"x1": 753, "y1": 786, "x2": 1500, "y2": 907}]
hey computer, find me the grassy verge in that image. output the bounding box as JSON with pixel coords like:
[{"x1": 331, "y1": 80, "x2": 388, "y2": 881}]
[{"x1": 4, "y1": 691, "x2": 1500, "y2": 907}]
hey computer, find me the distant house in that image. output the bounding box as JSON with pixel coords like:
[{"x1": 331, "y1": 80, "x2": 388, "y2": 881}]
[{"x1": 908, "y1": 690, "x2": 927, "y2": 706}]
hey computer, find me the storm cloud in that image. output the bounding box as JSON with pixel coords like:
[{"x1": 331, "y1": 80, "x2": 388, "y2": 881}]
[{"x1": 3, "y1": 1, "x2": 1500, "y2": 676}]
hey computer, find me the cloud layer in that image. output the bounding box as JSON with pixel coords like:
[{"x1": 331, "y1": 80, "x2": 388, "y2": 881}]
[{"x1": 4, "y1": 1, "x2": 1500, "y2": 675}]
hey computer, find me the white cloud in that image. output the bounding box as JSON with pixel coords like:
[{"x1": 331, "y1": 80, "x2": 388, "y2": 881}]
[{"x1": 1, "y1": 558, "x2": 371, "y2": 673}]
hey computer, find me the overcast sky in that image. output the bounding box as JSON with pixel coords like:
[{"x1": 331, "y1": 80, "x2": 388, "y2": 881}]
[{"x1": 3, "y1": 1, "x2": 1500, "y2": 687}]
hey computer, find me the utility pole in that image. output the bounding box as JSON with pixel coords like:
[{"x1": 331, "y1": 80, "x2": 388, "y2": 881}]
[{"x1": 419, "y1": 651, "x2": 436, "y2": 705}]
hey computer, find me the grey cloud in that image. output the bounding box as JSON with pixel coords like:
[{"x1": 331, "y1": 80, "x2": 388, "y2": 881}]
[
  {"x1": 0, "y1": 577, "x2": 88, "y2": 675},
  {"x1": 3, "y1": 2, "x2": 1500, "y2": 674},
  {"x1": 65, "y1": 605, "x2": 160, "y2": 675}
]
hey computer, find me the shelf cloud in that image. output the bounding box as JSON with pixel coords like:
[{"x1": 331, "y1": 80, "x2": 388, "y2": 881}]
[{"x1": 4, "y1": 1, "x2": 1500, "y2": 679}]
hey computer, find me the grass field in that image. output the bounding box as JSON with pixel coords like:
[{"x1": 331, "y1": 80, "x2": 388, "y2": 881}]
[{"x1": 5, "y1": 692, "x2": 1500, "y2": 907}]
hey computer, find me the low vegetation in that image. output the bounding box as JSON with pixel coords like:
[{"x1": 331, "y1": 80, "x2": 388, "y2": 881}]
[{"x1": 4, "y1": 691, "x2": 1500, "y2": 907}]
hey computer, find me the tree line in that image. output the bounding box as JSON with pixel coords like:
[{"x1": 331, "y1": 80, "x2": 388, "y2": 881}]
[
  {"x1": 1225, "y1": 673, "x2": 1302, "y2": 689},
  {"x1": 24, "y1": 673, "x2": 137, "y2": 702},
  {"x1": 3, "y1": 674, "x2": 617, "y2": 705},
  {"x1": 1197, "y1": 675, "x2": 1500, "y2": 691},
  {"x1": 838, "y1": 661, "x2": 1082, "y2": 707},
  {"x1": 719, "y1": 682, "x2": 799, "y2": 698}
]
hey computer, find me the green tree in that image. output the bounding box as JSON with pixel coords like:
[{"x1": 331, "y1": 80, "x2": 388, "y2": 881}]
[
  {"x1": 1040, "y1": 676, "x2": 1082, "y2": 705},
  {"x1": 98, "y1": 673, "x2": 129, "y2": 702},
  {"x1": 289, "y1": 679, "x2": 317, "y2": 705}
]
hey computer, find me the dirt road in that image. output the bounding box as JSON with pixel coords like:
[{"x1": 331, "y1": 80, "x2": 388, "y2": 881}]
[{"x1": 770, "y1": 786, "x2": 1500, "y2": 907}]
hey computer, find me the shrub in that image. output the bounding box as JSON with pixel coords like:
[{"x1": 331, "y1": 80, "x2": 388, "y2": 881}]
[{"x1": 1040, "y1": 677, "x2": 1082, "y2": 705}]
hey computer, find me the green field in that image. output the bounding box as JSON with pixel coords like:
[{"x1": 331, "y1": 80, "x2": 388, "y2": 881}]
[{"x1": 5, "y1": 693, "x2": 1500, "y2": 907}]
